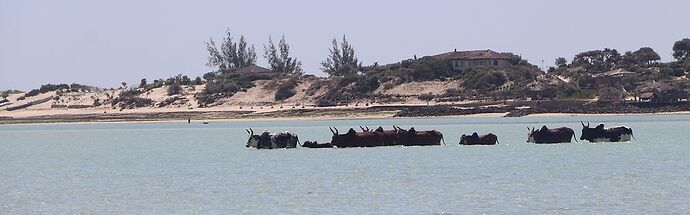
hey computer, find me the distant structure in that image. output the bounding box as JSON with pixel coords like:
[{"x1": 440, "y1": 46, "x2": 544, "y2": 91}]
[
  {"x1": 434, "y1": 49, "x2": 513, "y2": 70},
  {"x1": 234, "y1": 65, "x2": 273, "y2": 73},
  {"x1": 592, "y1": 69, "x2": 635, "y2": 90}
]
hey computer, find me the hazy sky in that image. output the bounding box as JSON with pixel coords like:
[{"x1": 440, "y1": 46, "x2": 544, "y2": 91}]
[{"x1": 1, "y1": 0, "x2": 689, "y2": 90}]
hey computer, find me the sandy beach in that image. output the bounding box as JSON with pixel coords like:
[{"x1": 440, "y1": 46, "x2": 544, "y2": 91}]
[{"x1": 3, "y1": 103, "x2": 690, "y2": 125}]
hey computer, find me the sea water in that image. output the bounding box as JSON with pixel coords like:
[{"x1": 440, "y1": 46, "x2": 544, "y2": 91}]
[{"x1": 1, "y1": 115, "x2": 689, "y2": 214}]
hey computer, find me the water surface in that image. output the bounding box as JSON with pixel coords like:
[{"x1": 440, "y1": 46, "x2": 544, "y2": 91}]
[{"x1": 1, "y1": 115, "x2": 689, "y2": 214}]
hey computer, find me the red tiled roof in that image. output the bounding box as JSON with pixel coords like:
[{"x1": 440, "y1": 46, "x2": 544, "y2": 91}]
[{"x1": 434, "y1": 49, "x2": 512, "y2": 60}]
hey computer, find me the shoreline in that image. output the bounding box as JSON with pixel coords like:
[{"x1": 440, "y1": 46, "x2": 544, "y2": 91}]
[{"x1": 2, "y1": 108, "x2": 690, "y2": 125}]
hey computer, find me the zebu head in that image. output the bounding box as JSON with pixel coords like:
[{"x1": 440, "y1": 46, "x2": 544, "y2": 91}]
[
  {"x1": 393, "y1": 125, "x2": 406, "y2": 134},
  {"x1": 526, "y1": 127, "x2": 536, "y2": 143},
  {"x1": 246, "y1": 128, "x2": 260, "y2": 148},
  {"x1": 329, "y1": 127, "x2": 356, "y2": 146},
  {"x1": 580, "y1": 121, "x2": 605, "y2": 141},
  {"x1": 459, "y1": 134, "x2": 467, "y2": 144}
]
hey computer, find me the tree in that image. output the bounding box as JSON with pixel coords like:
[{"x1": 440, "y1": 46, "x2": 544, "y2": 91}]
[
  {"x1": 321, "y1": 35, "x2": 360, "y2": 77},
  {"x1": 672, "y1": 38, "x2": 690, "y2": 60},
  {"x1": 193, "y1": 76, "x2": 203, "y2": 85},
  {"x1": 264, "y1": 35, "x2": 303, "y2": 75},
  {"x1": 555, "y1": 57, "x2": 567, "y2": 67},
  {"x1": 632, "y1": 47, "x2": 660, "y2": 65},
  {"x1": 205, "y1": 28, "x2": 257, "y2": 73},
  {"x1": 181, "y1": 75, "x2": 191, "y2": 85},
  {"x1": 139, "y1": 79, "x2": 147, "y2": 89},
  {"x1": 572, "y1": 48, "x2": 621, "y2": 73}
]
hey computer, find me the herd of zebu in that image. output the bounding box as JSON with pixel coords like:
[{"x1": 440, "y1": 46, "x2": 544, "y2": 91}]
[{"x1": 246, "y1": 122, "x2": 635, "y2": 149}]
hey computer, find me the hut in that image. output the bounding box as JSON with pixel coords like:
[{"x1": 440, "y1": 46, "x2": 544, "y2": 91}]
[
  {"x1": 524, "y1": 77, "x2": 559, "y2": 100},
  {"x1": 635, "y1": 81, "x2": 686, "y2": 103},
  {"x1": 592, "y1": 69, "x2": 635, "y2": 90}
]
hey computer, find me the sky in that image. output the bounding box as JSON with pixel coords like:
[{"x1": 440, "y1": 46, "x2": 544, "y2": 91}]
[{"x1": 1, "y1": 0, "x2": 689, "y2": 90}]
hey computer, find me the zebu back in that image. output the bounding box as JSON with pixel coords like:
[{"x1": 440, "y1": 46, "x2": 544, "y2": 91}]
[{"x1": 529, "y1": 126, "x2": 575, "y2": 144}]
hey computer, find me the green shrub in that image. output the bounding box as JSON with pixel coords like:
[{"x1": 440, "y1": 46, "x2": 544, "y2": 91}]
[
  {"x1": 167, "y1": 81, "x2": 182, "y2": 96},
  {"x1": 275, "y1": 78, "x2": 299, "y2": 101},
  {"x1": 352, "y1": 76, "x2": 379, "y2": 94},
  {"x1": 462, "y1": 69, "x2": 508, "y2": 91}
]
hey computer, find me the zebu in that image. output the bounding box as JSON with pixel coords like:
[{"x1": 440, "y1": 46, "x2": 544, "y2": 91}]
[
  {"x1": 245, "y1": 128, "x2": 300, "y2": 149},
  {"x1": 580, "y1": 122, "x2": 635, "y2": 142},
  {"x1": 393, "y1": 126, "x2": 445, "y2": 146},
  {"x1": 527, "y1": 126, "x2": 577, "y2": 144},
  {"x1": 459, "y1": 132, "x2": 499, "y2": 145}
]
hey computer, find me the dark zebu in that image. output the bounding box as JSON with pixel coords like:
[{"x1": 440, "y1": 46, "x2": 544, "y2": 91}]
[
  {"x1": 245, "y1": 128, "x2": 300, "y2": 149},
  {"x1": 580, "y1": 122, "x2": 635, "y2": 142},
  {"x1": 302, "y1": 141, "x2": 334, "y2": 148},
  {"x1": 459, "y1": 132, "x2": 499, "y2": 145},
  {"x1": 394, "y1": 126, "x2": 445, "y2": 146},
  {"x1": 526, "y1": 126, "x2": 578, "y2": 144}
]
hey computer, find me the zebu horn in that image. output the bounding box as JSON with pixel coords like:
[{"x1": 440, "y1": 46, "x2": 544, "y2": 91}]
[
  {"x1": 334, "y1": 127, "x2": 339, "y2": 134},
  {"x1": 360, "y1": 126, "x2": 366, "y2": 131},
  {"x1": 581, "y1": 121, "x2": 585, "y2": 127},
  {"x1": 250, "y1": 128, "x2": 254, "y2": 135},
  {"x1": 246, "y1": 129, "x2": 250, "y2": 135},
  {"x1": 329, "y1": 127, "x2": 335, "y2": 134}
]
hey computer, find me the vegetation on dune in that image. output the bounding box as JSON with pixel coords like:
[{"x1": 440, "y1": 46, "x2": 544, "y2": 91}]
[
  {"x1": 167, "y1": 80, "x2": 183, "y2": 96},
  {"x1": 25, "y1": 83, "x2": 98, "y2": 97},
  {"x1": 274, "y1": 78, "x2": 299, "y2": 101},
  {"x1": 196, "y1": 29, "x2": 262, "y2": 106},
  {"x1": 195, "y1": 29, "x2": 305, "y2": 106},
  {"x1": 1, "y1": 90, "x2": 23, "y2": 98},
  {"x1": 110, "y1": 89, "x2": 153, "y2": 109}
]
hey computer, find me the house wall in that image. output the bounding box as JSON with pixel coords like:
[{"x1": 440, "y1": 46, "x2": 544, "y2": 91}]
[{"x1": 451, "y1": 59, "x2": 511, "y2": 70}]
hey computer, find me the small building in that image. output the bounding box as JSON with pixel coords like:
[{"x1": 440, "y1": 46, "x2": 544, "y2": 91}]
[
  {"x1": 635, "y1": 81, "x2": 687, "y2": 103},
  {"x1": 434, "y1": 49, "x2": 513, "y2": 70},
  {"x1": 523, "y1": 75, "x2": 563, "y2": 100},
  {"x1": 592, "y1": 69, "x2": 635, "y2": 90}
]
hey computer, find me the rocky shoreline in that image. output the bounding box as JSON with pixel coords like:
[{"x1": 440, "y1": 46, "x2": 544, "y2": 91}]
[{"x1": 392, "y1": 101, "x2": 690, "y2": 117}]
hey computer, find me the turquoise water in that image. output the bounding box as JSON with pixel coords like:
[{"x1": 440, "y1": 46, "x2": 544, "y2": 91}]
[{"x1": 1, "y1": 115, "x2": 689, "y2": 214}]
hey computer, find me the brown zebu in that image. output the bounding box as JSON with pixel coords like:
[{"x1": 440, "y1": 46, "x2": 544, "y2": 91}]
[
  {"x1": 526, "y1": 126, "x2": 577, "y2": 144},
  {"x1": 459, "y1": 132, "x2": 499, "y2": 145},
  {"x1": 373, "y1": 126, "x2": 398, "y2": 146},
  {"x1": 393, "y1": 126, "x2": 445, "y2": 146},
  {"x1": 329, "y1": 127, "x2": 383, "y2": 148}
]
